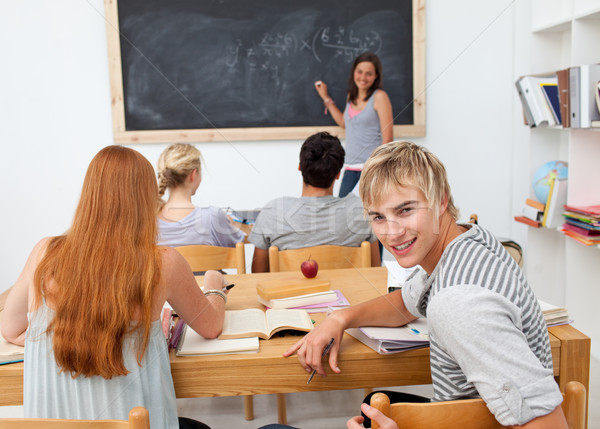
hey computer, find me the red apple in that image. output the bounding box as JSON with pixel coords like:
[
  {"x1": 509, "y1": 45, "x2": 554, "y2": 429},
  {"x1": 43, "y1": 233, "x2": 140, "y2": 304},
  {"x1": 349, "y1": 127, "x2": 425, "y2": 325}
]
[{"x1": 301, "y1": 256, "x2": 318, "y2": 278}]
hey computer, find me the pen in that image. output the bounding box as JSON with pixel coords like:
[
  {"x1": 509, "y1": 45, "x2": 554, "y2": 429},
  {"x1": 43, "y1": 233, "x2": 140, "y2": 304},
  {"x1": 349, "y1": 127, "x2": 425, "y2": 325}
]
[
  {"x1": 407, "y1": 323, "x2": 429, "y2": 340},
  {"x1": 306, "y1": 338, "x2": 335, "y2": 384},
  {"x1": 222, "y1": 283, "x2": 235, "y2": 291}
]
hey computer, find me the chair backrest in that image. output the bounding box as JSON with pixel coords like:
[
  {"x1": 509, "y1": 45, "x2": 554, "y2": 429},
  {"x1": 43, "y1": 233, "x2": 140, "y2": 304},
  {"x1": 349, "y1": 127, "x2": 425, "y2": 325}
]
[
  {"x1": 175, "y1": 242, "x2": 246, "y2": 274},
  {"x1": 468, "y1": 213, "x2": 523, "y2": 268},
  {"x1": 370, "y1": 380, "x2": 586, "y2": 429},
  {"x1": 0, "y1": 406, "x2": 150, "y2": 429},
  {"x1": 268, "y1": 241, "x2": 371, "y2": 272}
]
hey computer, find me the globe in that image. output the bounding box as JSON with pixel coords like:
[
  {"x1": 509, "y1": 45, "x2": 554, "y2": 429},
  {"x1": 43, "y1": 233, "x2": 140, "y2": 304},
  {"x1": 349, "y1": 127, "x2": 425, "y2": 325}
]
[{"x1": 532, "y1": 160, "x2": 568, "y2": 204}]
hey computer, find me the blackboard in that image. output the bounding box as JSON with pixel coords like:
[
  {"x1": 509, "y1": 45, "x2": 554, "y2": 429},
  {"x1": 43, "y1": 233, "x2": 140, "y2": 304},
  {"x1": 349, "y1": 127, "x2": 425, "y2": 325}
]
[{"x1": 104, "y1": 0, "x2": 425, "y2": 143}]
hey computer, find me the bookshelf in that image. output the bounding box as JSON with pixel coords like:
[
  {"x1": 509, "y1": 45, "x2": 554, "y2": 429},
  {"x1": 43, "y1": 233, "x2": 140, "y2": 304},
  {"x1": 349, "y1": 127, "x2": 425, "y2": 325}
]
[{"x1": 515, "y1": 0, "x2": 600, "y2": 359}]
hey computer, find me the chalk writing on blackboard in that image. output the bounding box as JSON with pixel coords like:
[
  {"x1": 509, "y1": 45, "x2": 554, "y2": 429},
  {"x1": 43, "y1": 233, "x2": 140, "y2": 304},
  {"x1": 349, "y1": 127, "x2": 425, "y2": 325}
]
[
  {"x1": 313, "y1": 27, "x2": 382, "y2": 63},
  {"x1": 225, "y1": 26, "x2": 382, "y2": 85}
]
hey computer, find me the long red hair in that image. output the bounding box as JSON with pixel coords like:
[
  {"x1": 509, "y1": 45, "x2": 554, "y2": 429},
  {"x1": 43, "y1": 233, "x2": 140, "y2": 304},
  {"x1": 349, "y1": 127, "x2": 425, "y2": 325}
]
[{"x1": 33, "y1": 145, "x2": 161, "y2": 379}]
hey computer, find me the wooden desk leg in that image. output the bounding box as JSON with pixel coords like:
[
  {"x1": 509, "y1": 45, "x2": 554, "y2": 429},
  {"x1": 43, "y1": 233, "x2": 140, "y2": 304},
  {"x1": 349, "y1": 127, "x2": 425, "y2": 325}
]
[
  {"x1": 277, "y1": 393, "x2": 287, "y2": 425},
  {"x1": 244, "y1": 395, "x2": 254, "y2": 420},
  {"x1": 548, "y1": 325, "x2": 591, "y2": 429}
]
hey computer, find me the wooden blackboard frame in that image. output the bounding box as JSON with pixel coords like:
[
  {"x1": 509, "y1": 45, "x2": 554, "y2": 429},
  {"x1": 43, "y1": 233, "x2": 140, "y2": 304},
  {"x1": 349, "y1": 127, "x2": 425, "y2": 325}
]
[{"x1": 104, "y1": 0, "x2": 425, "y2": 143}]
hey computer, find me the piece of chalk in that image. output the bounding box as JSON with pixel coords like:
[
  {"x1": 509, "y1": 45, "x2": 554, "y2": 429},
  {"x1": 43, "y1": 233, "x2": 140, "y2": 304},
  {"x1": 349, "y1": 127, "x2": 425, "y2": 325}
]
[{"x1": 315, "y1": 81, "x2": 322, "y2": 86}]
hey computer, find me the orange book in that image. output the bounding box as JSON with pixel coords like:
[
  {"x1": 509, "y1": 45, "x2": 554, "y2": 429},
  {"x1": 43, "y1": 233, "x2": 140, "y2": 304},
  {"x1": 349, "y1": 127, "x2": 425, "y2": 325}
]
[
  {"x1": 256, "y1": 274, "x2": 331, "y2": 300},
  {"x1": 525, "y1": 198, "x2": 545, "y2": 212},
  {"x1": 514, "y1": 215, "x2": 541, "y2": 228}
]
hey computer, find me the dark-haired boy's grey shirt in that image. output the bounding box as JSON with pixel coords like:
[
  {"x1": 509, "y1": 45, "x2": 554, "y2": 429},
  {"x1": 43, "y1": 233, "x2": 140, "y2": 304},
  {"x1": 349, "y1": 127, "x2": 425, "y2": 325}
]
[
  {"x1": 249, "y1": 194, "x2": 375, "y2": 250},
  {"x1": 401, "y1": 224, "x2": 562, "y2": 426}
]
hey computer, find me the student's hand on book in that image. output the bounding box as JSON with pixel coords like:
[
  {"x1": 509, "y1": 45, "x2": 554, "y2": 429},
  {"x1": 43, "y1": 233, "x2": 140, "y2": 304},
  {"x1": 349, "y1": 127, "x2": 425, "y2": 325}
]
[
  {"x1": 346, "y1": 403, "x2": 398, "y2": 429},
  {"x1": 283, "y1": 312, "x2": 345, "y2": 376},
  {"x1": 203, "y1": 270, "x2": 227, "y2": 293}
]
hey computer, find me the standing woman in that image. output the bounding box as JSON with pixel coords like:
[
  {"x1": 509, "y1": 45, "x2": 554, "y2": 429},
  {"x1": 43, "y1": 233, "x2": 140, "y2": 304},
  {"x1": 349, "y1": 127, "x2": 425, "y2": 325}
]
[
  {"x1": 157, "y1": 143, "x2": 245, "y2": 247},
  {"x1": 2, "y1": 146, "x2": 227, "y2": 429},
  {"x1": 314, "y1": 51, "x2": 394, "y2": 197}
]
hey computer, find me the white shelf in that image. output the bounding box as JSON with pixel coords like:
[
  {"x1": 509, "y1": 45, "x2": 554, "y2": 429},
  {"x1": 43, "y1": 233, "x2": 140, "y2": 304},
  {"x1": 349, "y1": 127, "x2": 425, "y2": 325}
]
[
  {"x1": 518, "y1": 0, "x2": 600, "y2": 360},
  {"x1": 532, "y1": 19, "x2": 572, "y2": 33}
]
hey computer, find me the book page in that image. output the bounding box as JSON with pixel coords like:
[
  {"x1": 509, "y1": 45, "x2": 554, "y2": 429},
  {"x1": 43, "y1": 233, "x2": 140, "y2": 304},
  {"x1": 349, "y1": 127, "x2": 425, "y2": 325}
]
[
  {"x1": 265, "y1": 309, "x2": 313, "y2": 337},
  {"x1": 178, "y1": 327, "x2": 259, "y2": 356},
  {"x1": 220, "y1": 309, "x2": 268, "y2": 339}
]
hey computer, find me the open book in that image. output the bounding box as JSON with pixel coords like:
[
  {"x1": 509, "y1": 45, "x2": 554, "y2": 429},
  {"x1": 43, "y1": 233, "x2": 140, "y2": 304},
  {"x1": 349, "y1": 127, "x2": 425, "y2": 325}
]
[
  {"x1": 219, "y1": 308, "x2": 313, "y2": 340},
  {"x1": 176, "y1": 326, "x2": 259, "y2": 356},
  {"x1": 0, "y1": 318, "x2": 24, "y2": 365},
  {"x1": 346, "y1": 318, "x2": 429, "y2": 354}
]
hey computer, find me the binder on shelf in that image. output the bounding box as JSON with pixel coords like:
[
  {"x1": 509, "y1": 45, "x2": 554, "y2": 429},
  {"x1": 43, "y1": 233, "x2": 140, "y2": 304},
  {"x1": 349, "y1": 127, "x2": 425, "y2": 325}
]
[
  {"x1": 515, "y1": 79, "x2": 535, "y2": 126},
  {"x1": 569, "y1": 64, "x2": 600, "y2": 128},
  {"x1": 556, "y1": 68, "x2": 570, "y2": 127},
  {"x1": 515, "y1": 75, "x2": 559, "y2": 127}
]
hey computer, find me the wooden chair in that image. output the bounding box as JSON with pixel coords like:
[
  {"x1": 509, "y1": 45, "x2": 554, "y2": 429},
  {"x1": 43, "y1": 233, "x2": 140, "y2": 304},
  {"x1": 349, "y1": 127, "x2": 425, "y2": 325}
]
[
  {"x1": 174, "y1": 242, "x2": 255, "y2": 420},
  {"x1": 268, "y1": 241, "x2": 372, "y2": 272},
  {"x1": 267, "y1": 241, "x2": 371, "y2": 424},
  {"x1": 370, "y1": 380, "x2": 586, "y2": 429},
  {"x1": 468, "y1": 214, "x2": 523, "y2": 268},
  {"x1": 0, "y1": 406, "x2": 150, "y2": 428},
  {"x1": 174, "y1": 242, "x2": 246, "y2": 274}
]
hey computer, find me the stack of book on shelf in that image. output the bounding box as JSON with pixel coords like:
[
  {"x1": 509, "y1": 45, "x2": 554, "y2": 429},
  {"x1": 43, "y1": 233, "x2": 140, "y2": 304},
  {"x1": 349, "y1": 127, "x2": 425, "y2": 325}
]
[
  {"x1": 516, "y1": 178, "x2": 568, "y2": 229},
  {"x1": 256, "y1": 273, "x2": 348, "y2": 312},
  {"x1": 538, "y1": 300, "x2": 571, "y2": 327},
  {"x1": 0, "y1": 317, "x2": 24, "y2": 365},
  {"x1": 514, "y1": 198, "x2": 545, "y2": 228},
  {"x1": 346, "y1": 318, "x2": 429, "y2": 355},
  {"x1": 516, "y1": 65, "x2": 600, "y2": 129},
  {"x1": 560, "y1": 204, "x2": 600, "y2": 246},
  {"x1": 176, "y1": 308, "x2": 313, "y2": 356}
]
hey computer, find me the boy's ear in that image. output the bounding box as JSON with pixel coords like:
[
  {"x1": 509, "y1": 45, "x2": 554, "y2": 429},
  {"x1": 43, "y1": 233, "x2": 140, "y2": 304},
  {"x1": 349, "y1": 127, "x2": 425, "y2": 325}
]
[
  {"x1": 335, "y1": 171, "x2": 341, "y2": 180},
  {"x1": 298, "y1": 164, "x2": 301, "y2": 171},
  {"x1": 439, "y1": 193, "x2": 449, "y2": 215}
]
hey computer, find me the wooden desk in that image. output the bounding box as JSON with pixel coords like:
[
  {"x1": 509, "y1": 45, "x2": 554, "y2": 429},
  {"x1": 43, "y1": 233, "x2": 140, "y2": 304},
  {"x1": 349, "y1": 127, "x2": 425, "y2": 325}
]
[{"x1": 0, "y1": 267, "x2": 591, "y2": 410}]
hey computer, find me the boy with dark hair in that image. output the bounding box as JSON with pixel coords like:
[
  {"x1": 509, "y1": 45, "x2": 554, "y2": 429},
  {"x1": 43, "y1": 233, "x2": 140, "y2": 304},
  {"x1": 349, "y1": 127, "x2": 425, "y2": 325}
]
[{"x1": 249, "y1": 132, "x2": 380, "y2": 272}]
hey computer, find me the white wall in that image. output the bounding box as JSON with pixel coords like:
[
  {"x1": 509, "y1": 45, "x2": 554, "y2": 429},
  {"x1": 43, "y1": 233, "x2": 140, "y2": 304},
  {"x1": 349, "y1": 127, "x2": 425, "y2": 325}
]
[{"x1": 0, "y1": 1, "x2": 516, "y2": 293}]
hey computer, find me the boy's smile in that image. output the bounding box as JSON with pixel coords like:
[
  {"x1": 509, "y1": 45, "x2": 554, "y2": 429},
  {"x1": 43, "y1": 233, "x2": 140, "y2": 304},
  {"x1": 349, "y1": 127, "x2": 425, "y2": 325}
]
[{"x1": 367, "y1": 185, "x2": 445, "y2": 273}]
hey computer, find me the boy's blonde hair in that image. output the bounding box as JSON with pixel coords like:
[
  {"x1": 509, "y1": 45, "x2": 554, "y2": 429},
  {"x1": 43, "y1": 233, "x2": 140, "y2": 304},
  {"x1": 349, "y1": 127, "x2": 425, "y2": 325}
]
[
  {"x1": 157, "y1": 143, "x2": 202, "y2": 197},
  {"x1": 359, "y1": 141, "x2": 459, "y2": 220}
]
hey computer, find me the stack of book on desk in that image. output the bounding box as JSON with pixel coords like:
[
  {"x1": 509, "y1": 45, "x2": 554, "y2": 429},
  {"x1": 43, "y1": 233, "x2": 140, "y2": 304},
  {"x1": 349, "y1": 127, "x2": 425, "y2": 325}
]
[
  {"x1": 346, "y1": 318, "x2": 429, "y2": 355},
  {"x1": 538, "y1": 300, "x2": 571, "y2": 327},
  {"x1": 256, "y1": 273, "x2": 349, "y2": 312},
  {"x1": 560, "y1": 204, "x2": 600, "y2": 246}
]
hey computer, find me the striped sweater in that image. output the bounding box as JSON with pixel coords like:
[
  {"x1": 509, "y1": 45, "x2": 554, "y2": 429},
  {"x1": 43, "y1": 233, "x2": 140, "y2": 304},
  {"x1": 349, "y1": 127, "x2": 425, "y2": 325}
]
[{"x1": 401, "y1": 224, "x2": 562, "y2": 426}]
